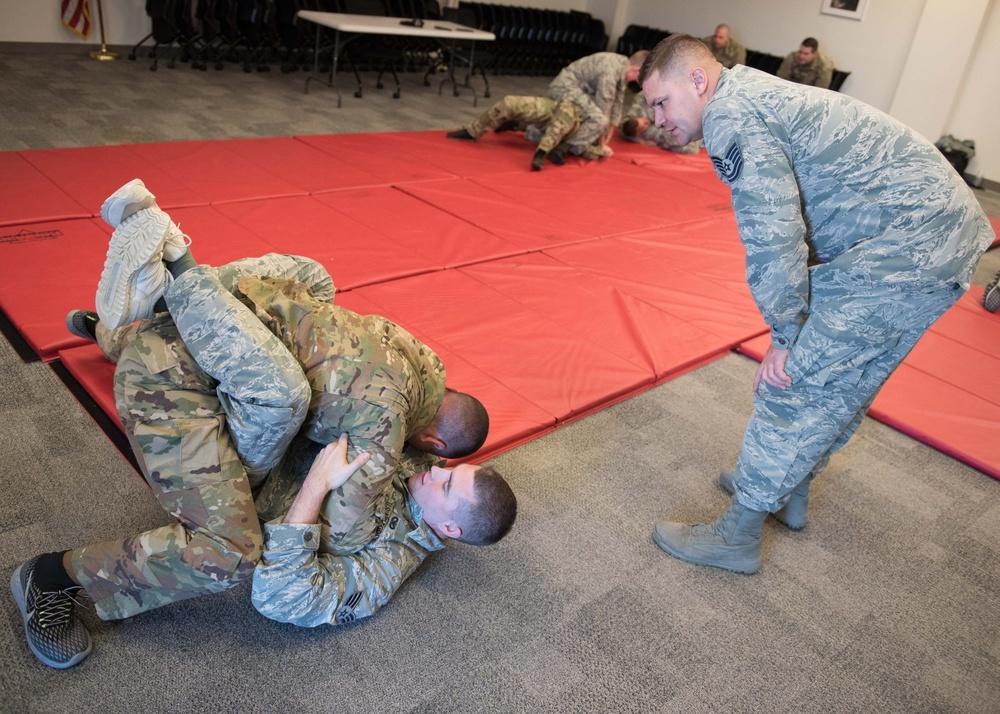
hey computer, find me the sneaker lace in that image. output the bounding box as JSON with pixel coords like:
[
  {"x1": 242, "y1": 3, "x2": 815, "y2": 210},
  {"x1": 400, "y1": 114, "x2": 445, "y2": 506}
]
[{"x1": 35, "y1": 587, "x2": 89, "y2": 629}]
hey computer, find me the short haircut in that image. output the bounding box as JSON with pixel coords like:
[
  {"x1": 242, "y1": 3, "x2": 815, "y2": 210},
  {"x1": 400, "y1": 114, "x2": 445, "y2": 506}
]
[
  {"x1": 433, "y1": 390, "x2": 489, "y2": 459},
  {"x1": 454, "y1": 466, "x2": 517, "y2": 546},
  {"x1": 715, "y1": 24, "x2": 729, "y2": 33},
  {"x1": 621, "y1": 118, "x2": 643, "y2": 138},
  {"x1": 802, "y1": 37, "x2": 819, "y2": 51},
  {"x1": 628, "y1": 50, "x2": 650, "y2": 68},
  {"x1": 639, "y1": 34, "x2": 714, "y2": 85}
]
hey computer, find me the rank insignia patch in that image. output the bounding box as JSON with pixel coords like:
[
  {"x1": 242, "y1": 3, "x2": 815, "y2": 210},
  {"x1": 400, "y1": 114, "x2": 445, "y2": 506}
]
[{"x1": 711, "y1": 141, "x2": 744, "y2": 184}]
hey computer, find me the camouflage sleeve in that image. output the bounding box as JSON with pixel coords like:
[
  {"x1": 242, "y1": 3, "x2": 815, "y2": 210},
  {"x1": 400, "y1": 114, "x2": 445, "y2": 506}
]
[
  {"x1": 594, "y1": 63, "x2": 623, "y2": 125},
  {"x1": 776, "y1": 54, "x2": 793, "y2": 81},
  {"x1": 705, "y1": 95, "x2": 809, "y2": 349},
  {"x1": 311, "y1": 397, "x2": 407, "y2": 544},
  {"x1": 817, "y1": 56, "x2": 834, "y2": 90},
  {"x1": 734, "y1": 42, "x2": 747, "y2": 67},
  {"x1": 251, "y1": 520, "x2": 421, "y2": 627}
]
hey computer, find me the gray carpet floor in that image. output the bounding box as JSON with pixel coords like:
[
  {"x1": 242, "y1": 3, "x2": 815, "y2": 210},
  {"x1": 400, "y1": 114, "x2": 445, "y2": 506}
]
[{"x1": 1, "y1": 43, "x2": 998, "y2": 714}]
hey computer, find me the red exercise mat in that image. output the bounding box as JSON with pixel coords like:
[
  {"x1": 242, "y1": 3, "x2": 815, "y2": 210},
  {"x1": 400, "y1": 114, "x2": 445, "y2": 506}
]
[
  {"x1": 472, "y1": 161, "x2": 731, "y2": 239},
  {"x1": 315, "y1": 187, "x2": 524, "y2": 268},
  {"x1": 126, "y1": 140, "x2": 306, "y2": 205},
  {"x1": 58, "y1": 342, "x2": 120, "y2": 427},
  {"x1": 368, "y1": 130, "x2": 540, "y2": 179},
  {"x1": 355, "y1": 269, "x2": 655, "y2": 422},
  {"x1": 615, "y1": 143, "x2": 732, "y2": 201},
  {"x1": 989, "y1": 215, "x2": 999, "y2": 247},
  {"x1": 227, "y1": 136, "x2": 387, "y2": 194},
  {"x1": 546, "y1": 229, "x2": 766, "y2": 345},
  {"x1": 0, "y1": 218, "x2": 111, "y2": 360},
  {"x1": 295, "y1": 133, "x2": 456, "y2": 186},
  {"x1": 459, "y1": 252, "x2": 730, "y2": 380},
  {"x1": 18, "y1": 145, "x2": 202, "y2": 215},
  {"x1": 398, "y1": 178, "x2": 594, "y2": 249},
  {"x1": 212, "y1": 195, "x2": 441, "y2": 291},
  {"x1": 0, "y1": 153, "x2": 90, "y2": 227}
]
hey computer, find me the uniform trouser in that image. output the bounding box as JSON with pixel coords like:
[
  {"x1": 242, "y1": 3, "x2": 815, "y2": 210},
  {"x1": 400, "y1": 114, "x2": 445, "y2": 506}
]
[
  {"x1": 732, "y1": 284, "x2": 964, "y2": 512},
  {"x1": 71, "y1": 255, "x2": 331, "y2": 620},
  {"x1": 466, "y1": 96, "x2": 581, "y2": 154},
  {"x1": 547, "y1": 83, "x2": 608, "y2": 151}
]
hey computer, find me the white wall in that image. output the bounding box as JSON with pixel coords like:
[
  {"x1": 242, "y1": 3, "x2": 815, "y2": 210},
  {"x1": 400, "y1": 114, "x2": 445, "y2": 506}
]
[
  {"x1": 620, "y1": 0, "x2": 999, "y2": 181},
  {"x1": 0, "y1": 0, "x2": 151, "y2": 46},
  {"x1": 943, "y1": 0, "x2": 1000, "y2": 183},
  {"x1": 620, "y1": 0, "x2": 927, "y2": 111}
]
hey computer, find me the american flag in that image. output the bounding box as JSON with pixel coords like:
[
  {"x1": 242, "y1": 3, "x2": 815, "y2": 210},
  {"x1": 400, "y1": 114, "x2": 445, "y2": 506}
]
[{"x1": 62, "y1": 0, "x2": 91, "y2": 40}]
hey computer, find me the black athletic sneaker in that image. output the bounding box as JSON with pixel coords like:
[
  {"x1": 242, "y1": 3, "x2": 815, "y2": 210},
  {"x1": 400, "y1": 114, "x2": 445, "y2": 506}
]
[
  {"x1": 65, "y1": 310, "x2": 99, "y2": 342},
  {"x1": 10, "y1": 556, "x2": 92, "y2": 669},
  {"x1": 984, "y1": 272, "x2": 1000, "y2": 313},
  {"x1": 446, "y1": 129, "x2": 475, "y2": 141}
]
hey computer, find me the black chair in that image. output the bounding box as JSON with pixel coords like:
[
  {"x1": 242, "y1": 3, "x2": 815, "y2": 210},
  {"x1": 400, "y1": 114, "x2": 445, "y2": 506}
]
[
  {"x1": 129, "y1": 0, "x2": 203, "y2": 71},
  {"x1": 340, "y1": 0, "x2": 402, "y2": 98},
  {"x1": 745, "y1": 49, "x2": 783, "y2": 75},
  {"x1": 830, "y1": 69, "x2": 851, "y2": 92},
  {"x1": 431, "y1": 6, "x2": 491, "y2": 102}
]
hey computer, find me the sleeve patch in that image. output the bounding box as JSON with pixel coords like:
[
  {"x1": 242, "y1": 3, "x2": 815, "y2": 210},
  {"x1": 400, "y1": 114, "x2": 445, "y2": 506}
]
[{"x1": 710, "y1": 140, "x2": 745, "y2": 184}]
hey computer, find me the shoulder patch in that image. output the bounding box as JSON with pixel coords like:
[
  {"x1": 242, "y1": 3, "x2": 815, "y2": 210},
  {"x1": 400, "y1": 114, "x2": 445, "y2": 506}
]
[{"x1": 710, "y1": 141, "x2": 744, "y2": 184}]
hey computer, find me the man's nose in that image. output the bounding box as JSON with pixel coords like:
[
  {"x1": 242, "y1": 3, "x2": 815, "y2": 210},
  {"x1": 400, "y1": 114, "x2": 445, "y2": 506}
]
[{"x1": 654, "y1": 106, "x2": 666, "y2": 127}]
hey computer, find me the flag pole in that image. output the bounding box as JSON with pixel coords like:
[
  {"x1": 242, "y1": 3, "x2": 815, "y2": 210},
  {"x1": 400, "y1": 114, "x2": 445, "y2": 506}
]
[{"x1": 88, "y1": 0, "x2": 119, "y2": 61}]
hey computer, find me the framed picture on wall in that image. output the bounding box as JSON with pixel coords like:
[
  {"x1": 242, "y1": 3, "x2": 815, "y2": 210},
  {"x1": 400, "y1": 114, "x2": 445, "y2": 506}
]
[{"x1": 820, "y1": 0, "x2": 868, "y2": 20}]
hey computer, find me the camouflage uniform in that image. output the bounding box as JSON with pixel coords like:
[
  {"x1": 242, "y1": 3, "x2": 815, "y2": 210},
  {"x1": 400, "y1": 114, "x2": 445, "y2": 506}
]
[
  {"x1": 703, "y1": 65, "x2": 993, "y2": 512},
  {"x1": 703, "y1": 36, "x2": 746, "y2": 69},
  {"x1": 549, "y1": 52, "x2": 629, "y2": 154},
  {"x1": 70, "y1": 254, "x2": 329, "y2": 620},
  {"x1": 237, "y1": 275, "x2": 447, "y2": 556},
  {"x1": 252, "y1": 447, "x2": 444, "y2": 627},
  {"x1": 776, "y1": 50, "x2": 834, "y2": 89},
  {"x1": 623, "y1": 94, "x2": 701, "y2": 154},
  {"x1": 465, "y1": 95, "x2": 582, "y2": 154}
]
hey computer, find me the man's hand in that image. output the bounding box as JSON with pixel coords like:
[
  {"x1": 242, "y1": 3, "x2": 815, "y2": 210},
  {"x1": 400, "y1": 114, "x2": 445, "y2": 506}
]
[
  {"x1": 308, "y1": 433, "x2": 370, "y2": 492},
  {"x1": 753, "y1": 344, "x2": 792, "y2": 391},
  {"x1": 283, "y1": 434, "x2": 370, "y2": 525}
]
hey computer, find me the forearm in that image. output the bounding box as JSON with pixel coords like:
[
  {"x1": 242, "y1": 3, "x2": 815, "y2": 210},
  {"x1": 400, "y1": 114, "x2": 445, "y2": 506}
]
[{"x1": 282, "y1": 475, "x2": 329, "y2": 525}]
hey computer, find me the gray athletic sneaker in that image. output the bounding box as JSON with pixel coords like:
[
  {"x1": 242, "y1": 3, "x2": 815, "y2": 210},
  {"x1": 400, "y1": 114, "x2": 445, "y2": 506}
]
[
  {"x1": 100, "y1": 178, "x2": 157, "y2": 228},
  {"x1": 984, "y1": 272, "x2": 1000, "y2": 313},
  {"x1": 10, "y1": 556, "x2": 92, "y2": 669},
  {"x1": 65, "y1": 310, "x2": 99, "y2": 342},
  {"x1": 95, "y1": 207, "x2": 172, "y2": 329}
]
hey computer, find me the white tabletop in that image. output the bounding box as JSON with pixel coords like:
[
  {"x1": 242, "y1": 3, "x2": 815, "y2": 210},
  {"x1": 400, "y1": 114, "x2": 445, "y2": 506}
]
[{"x1": 297, "y1": 10, "x2": 495, "y2": 41}]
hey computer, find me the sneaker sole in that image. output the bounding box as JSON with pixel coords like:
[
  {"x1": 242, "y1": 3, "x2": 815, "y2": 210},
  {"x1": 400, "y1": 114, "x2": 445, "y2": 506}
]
[
  {"x1": 100, "y1": 178, "x2": 156, "y2": 227},
  {"x1": 984, "y1": 274, "x2": 1000, "y2": 313},
  {"x1": 651, "y1": 530, "x2": 759, "y2": 575},
  {"x1": 96, "y1": 208, "x2": 170, "y2": 329},
  {"x1": 9, "y1": 565, "x2": 93, "y2": 669}
]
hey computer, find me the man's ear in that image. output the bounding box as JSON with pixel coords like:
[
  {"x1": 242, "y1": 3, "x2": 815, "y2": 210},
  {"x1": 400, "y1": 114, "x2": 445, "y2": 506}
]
[
  {"x1": 436, "y1": 521, "x2": 463, "y2": 540},
  {"x1": 691, "y1": 66, "x2": 708, "y2": 95},
  {"x1": 411, "y1": 430, "x2": 446, "y2": 454}
]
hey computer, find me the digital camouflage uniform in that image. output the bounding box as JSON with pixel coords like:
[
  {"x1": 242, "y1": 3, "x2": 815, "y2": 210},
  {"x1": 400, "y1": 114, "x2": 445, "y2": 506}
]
[
  {"x1": 251, "y1": 446, "x2": 444, "y2": 627},
  {"x1": 776, "y1": 50, "x2": 834, "y2": 89},
  {"x1": 465, "y1": 95, "x2": 582, "y2": 155},
  {"x1": 703, "y1": 65, "x2": 993, "y2": 512},
  {"x1": 549, "y1": 52, "x2": 629, "y2": 154},
  {"x1": 623, "y1": 93, "x2": 701, "y2": 154},
  {"x1": 703, "y1": 36, "x2": 746, "y2": 69},
  {"x1": 70, "y1": 254, "x2": 330, "y2": 620},
  {"x1": 237, "y1": 276, "x2": 447, "y2": 557}
]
